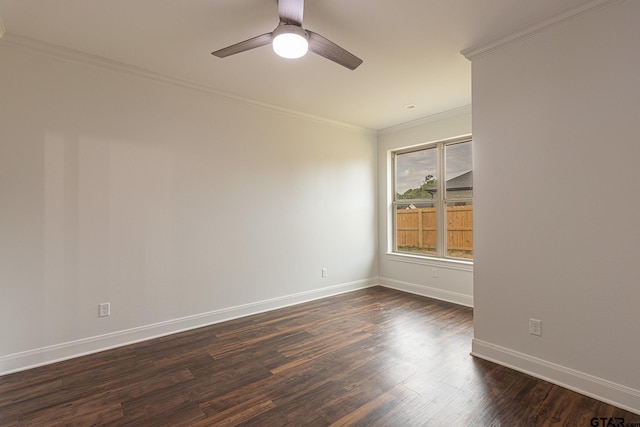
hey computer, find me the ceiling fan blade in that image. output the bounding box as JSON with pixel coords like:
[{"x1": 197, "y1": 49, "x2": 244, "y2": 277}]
[
  {"x1": 307, "y1": 31, "x2": 363, "y2": 70},
  {"x1": 278, "y1": 0, "x2": 304, "y2": 26},
  {"x1": 212, "y1": 33, "x2": 273, "y2": 58}
]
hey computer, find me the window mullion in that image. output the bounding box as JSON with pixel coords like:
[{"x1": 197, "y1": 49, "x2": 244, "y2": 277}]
[{"x1": 437, "y1": 143, "x2": 446, "y2": 258}]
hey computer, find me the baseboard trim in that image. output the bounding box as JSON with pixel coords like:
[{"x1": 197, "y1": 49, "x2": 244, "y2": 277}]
[
  {"x1": 471, "y1": 339, "x2": 640, "y2": 416},
  {"x1": 378, "y1": 277, "x2": 473, "y2": 307},
  {"x1": 0, "y1": 279, "x2": 377, "y2": 376}
]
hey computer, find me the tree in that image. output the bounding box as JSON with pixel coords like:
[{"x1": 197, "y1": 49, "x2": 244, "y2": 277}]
[
  {"x1": 397, "y1": 175, "x2": 438, "y2": 200},
  {"x1": 423, "y1": 174, "x2": 436, "y2": 186}
]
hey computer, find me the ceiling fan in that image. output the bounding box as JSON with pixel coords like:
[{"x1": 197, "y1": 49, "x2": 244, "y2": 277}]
[{"x1": 211, "y1": 0, "x2": 363, "y2": 70}]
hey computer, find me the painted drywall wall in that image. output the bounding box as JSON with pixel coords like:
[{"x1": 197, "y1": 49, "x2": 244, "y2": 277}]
[
  {"x1": 469, "y1": 0, "x2": 640, "y2": 413},
  {"x1": 0, "y1": 40, "x2": 378, "y2": 372},
  {"x1": 377, "y1": 107, "x2": 474, "y2": 306}
]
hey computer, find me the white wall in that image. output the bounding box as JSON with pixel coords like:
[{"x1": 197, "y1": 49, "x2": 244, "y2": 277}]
[
  {"x1": 467, "y1": 0, "x2": 640, "y2": 413},
  {"x1": 0, "y1": 39, "x2": 378, "y2": 373},
  {"x1": 377, "y1": 107, "x2": 473, "y2": 306}
]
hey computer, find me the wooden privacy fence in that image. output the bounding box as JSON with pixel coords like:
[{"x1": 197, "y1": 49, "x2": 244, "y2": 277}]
[{"x1": 396, "y1": 205, "x2": 473, "y2": 256}]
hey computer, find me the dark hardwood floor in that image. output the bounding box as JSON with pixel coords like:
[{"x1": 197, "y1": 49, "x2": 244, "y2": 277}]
[{"x1": 1, "y1": 286, "x2": 637, "y2": 426}]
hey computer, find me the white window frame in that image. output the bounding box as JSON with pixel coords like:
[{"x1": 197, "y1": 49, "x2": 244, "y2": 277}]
[{"x1": 391, "y1": 135, "x2": 473, "y2": 262}]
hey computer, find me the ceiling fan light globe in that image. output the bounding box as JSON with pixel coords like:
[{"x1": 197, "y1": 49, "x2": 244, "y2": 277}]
[{"x1": 272, "y1": 26, "x2": 308, "y2": 59}]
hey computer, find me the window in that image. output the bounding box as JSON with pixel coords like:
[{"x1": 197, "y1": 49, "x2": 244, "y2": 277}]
[{"x1": 393, "y1": 137, "x2": 473, "y2": 260}]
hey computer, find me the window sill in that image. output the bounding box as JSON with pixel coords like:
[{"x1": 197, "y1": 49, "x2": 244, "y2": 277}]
[{"x1": 385, "y1": 252, "x2": 473, "y2": 272}]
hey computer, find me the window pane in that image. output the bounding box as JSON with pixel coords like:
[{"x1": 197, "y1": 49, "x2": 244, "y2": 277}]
[
  {"x1": 396, "y1": 202, "x2": 437, "y2": 256},
  {"x1": 395, "y1": 148, "x2": 438, "y2": 200},
  {"x1": 446, "y1": 201, "x2": 473, "y2": 259},
  {"x1": 445, "y1": 141, "x2": 472, "y2": 199}
]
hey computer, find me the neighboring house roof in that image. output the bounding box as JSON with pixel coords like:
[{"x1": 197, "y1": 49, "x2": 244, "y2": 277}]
[
  {"x1": 404, "y1": 171, "x2": 473, "y2": 208},
  {"x1": 446, "y1": 171, "x2": 473, "y2": 191}
]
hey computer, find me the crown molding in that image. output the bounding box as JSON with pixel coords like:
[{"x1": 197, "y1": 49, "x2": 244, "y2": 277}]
[
  {"x1": 461, "y1": 0, "x2": 623, "y2": 61},
  {"x1": 0, "y1": 32, "x2": 374, "y2": 135},
  {"x1": 377, "y1": 104, "x2": 471, "y2": 135}
]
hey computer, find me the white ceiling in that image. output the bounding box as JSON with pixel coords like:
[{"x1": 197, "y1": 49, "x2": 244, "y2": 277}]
[{"x1": 0, "y1": 0, "x2": 595, "y2": 130}]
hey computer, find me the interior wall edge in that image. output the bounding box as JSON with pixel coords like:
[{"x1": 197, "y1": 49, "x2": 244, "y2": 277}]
[
  {"x1": 471, "y1": 339, "x2": 640, "y2": 416},
  {"x1": 0, "y1": 278, "x2": 378, "y2": 377}
]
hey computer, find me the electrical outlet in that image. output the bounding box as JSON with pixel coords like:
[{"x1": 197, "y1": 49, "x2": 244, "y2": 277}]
[
  {"x1": 529, "y1": 318, "x2": 541, "y2": 336},
  {"x1": 99, "y1": 303, "x2": 111, "y2": 317},
  {"x1": 321, "y1": 268, "x2": 327, "y2": 278},
  {"x1": 432, "y1": 268, "x2": 438, "y2": 278}
]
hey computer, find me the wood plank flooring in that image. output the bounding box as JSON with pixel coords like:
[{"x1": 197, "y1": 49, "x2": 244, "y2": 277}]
[{"x1": 1, "y1": 286, "x2": 638, "y2": 426}]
